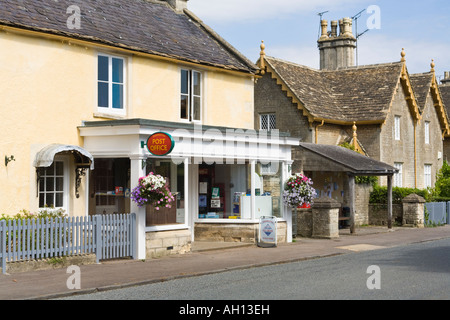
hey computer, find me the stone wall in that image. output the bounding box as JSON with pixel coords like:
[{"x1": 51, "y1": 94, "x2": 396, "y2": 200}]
[
  {"x1": 146, "y1": 229, "x2": 191, "y2": 259},
  {"x1": 295, "y1": 197, "x2": 341, "y2": 239},
  {"x1": 402, "y1": 194, "x2": 425, "y2": 227},
  {"x1": 355, "y1": 183, "x2": 373, "y2": 225},
  {"x1": 312, "y1": 197, "x2": 340, "y2": 239},
  {"x1": 368, "y1": 204, "x2": 403, "y2": 226},
  {"x1": 194, "y1": 222, "x2": 287, "y2": 244},
  {"x1": 296, "y1": 208, "x2": 313, "y2": 238}
]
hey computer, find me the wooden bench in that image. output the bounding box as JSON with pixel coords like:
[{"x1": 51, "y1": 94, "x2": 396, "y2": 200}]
[{"x1": 339, "y1": 208, "x2": 351, "y2": 228}]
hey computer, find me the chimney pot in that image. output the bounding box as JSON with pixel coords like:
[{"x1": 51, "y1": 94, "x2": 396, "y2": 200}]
[
  {"x1": 319, "y1": 20, "x2": 329, "y2": 40},
  {"x1": 165, "y1": 0, "x2": 188, "y2": 12},
  {"x1": 331, "y1": 21, "x2": 338, "y2": 37},
  {"x1": 342, "y1": 17, "x2": 354, "y2": 37},
  {"x1": 339, "y1": 19, "x2": 344, "y2": 36},
  {"x1": 442, "y1": 71, "x2": 450, "y2": 85}
]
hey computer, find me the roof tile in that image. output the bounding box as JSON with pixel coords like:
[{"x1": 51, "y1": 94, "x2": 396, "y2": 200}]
[{"x1": 0, "y1": 0, "x2": 257, "y2": 73}]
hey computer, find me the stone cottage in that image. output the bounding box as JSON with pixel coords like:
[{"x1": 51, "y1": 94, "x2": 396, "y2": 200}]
[
  {"x1": 255, "y1": 18, "x2": 449, "y2": 191},
  {"x1": 440, "y1": 72, "x2": 450, "y2": 160}
]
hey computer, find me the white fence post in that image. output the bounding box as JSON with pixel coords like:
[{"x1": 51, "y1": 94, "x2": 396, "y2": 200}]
[
  {"x1": 95, "y1": 215, "x2": 102, "y2": 264},
  {"x1": 1, "y1": 220, "x2": 5, "y2": 274}
]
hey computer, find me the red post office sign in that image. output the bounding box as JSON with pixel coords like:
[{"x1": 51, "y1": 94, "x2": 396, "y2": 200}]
[{"x1": 146, "y1": 132, "x2": 175, "y2": 156}]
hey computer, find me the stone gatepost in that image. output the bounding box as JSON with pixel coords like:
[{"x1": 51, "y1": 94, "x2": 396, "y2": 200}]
[
  {"x1": 402, "y1": 194, "x2": 425, "y2": 228},
  {"x1": 297, "y1": 208, "x2": 313, "y2": 238},
  {"x1": 312, "y1": 197, "x2": 341, "y2": 239}
]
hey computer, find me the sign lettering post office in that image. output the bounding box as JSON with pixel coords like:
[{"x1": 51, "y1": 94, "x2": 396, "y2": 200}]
[{"x1": 143, "y1": 132, "x2": 175, "y2": 157}]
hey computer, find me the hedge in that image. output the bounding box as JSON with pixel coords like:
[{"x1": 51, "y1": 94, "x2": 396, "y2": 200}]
[{"x1": 369, "y1": 185, "x2": 432, "y2": 204}]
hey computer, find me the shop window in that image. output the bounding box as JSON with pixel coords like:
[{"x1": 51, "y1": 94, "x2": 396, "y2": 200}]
[
  {"x1": 145, "y1": 160, "x2": 185, "y2": 226},
  {"x1": 257, "y1": 162, "x2": 282, "y2": 218},
  {"x1": 91, "y1": 158, "x2": 130, "y2": 215},
  {"x1": 197, "y1": 162, "x2": 282, "y2": 220},
  {"x1": 198, "y1": 163, "x2": 248, "y2": 219}
]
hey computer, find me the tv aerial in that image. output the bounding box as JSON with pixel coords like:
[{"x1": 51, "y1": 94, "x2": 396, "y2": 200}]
[
  {"x1": 317, "y1": 11, "x2": 329, "y2": 39},
  {"x1": 318, "y1": 11, "x2": 329, "y2": 20},
  {"x1": 352, "y1": 9, "x2": 370, "y2": 66}
]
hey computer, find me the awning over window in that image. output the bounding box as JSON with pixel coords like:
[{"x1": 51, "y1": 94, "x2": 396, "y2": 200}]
[{"x1": 33, "y1": 144, "x2": 94, "y2": 170}]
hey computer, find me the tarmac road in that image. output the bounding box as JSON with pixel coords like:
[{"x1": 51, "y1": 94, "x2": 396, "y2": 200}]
[
  {"x1": 1, "y1": 225, "x2": 449, "y2": 300},
  {"x1": 58, "y1": 237, "x2": 450, "y2": 300}
]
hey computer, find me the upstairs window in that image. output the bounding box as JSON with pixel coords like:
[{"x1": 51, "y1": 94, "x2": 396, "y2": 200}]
[
  {"x1": 394, "y1": 116, "x2": 401, "y2": 140},
  {"x1": 260, "y1": 113, "x2": 276, "y2": 130},
  {"x1": 180, "y1": 69, "x2": 202, "y2": 122},
  {"x1": 425, "y1": 121, "x2": 430, "y2": 144},
  {"x1": 98, "y1": 54, "x2": 126, "y2": 114}
]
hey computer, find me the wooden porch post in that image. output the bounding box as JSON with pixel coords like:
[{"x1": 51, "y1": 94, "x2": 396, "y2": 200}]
[
  {"x1": 130, "y1": 155, "x2": 147, "y2": 260},
  {"x1": 387, "y1": 175, "x2": 393, "y2": 229},
  {"x1": 348, "y1": 173, "x2": 356, "y2": 234}
]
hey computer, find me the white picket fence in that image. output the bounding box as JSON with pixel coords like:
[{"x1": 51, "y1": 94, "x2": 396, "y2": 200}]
[
  {"x1": 425, "y1": 202, "x2": 450, "y2": 225},
  {"x1": 0, "y1": 213, "x2": 136, "y2": 274}
]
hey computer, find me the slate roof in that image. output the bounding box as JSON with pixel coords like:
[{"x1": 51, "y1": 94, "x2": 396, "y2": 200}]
[
  {"x1": 410, "y1": 72, "x2": 433, "y2": 111},
  {"x1": 264, "y1": 56, "x2": 405, "y2": 122},
  {"x1": 0, "y1": 0, "x2": 257, "y2": 74},
  {"x1": 440, "y1": 85, "x2": 450, "y2": 119},
  {"x1": 299, "y1": 143, "x2": 398, "y2": 175}
]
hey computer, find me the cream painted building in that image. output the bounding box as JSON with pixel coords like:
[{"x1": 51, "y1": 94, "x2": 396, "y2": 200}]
[{"x1": 0, "y1": 0, "x2": 297, "y2": 258}]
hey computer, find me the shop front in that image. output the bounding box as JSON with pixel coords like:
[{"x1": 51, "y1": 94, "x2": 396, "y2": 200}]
[{"x1": 79, "y1": 119, "x2": 298, "y2": 259}]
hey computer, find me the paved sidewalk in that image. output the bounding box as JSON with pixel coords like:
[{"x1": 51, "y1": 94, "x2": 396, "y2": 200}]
[{"x1": 0, "y1": 225, "x2": 449, "y2": 300}]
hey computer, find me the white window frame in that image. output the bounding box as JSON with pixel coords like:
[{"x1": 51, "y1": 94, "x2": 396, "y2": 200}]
[
  {"x1": 424, "y1": 164, "x2": 432, "y2": 188},
  {"x1": 394, "y1": 116, "x2": 401, "y2": 141},
  {"x1": 97, "y1": 53, "x2": 127, "y2": 116},
  {"x1": 39, "y1": 157, "x2": 69, "y2": 212},
  {"x1": 394, "y1": 162, "x2": 403, "y2": 187},
  {"x1": 425, "y1": 121, "x2": 430, "y2": 144},
  {"x1": 260, "y1": 162, "x2": 279, "y2": 175},
  {"x1": 180, "y1": 68, "x2": 202, "y2": 123},
  {"x1": 260, "y1": 113, "x2": 276, "y2": 130}
]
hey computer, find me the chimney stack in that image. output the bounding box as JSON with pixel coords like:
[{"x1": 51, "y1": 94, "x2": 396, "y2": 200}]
[
  {"x1": 165, "y1": 0, "x2": 188, "y2": 12},
  {"x1": 318, "y1": 17, "x2": 357, "y2": 70},
  {"x1": 442, "y1": 71, "x2": 450, "y2": 85}
]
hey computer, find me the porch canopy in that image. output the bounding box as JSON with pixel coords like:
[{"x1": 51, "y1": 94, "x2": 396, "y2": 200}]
[
  {"x1": 33, "y1": 144, "x2": 94, "y2": 170},
  {"x1": 33, "y1": 144, "x2": 94, "y2": 198},
  {"x1": 297, "y1": 143, "x2": 398, "y2": 232}
]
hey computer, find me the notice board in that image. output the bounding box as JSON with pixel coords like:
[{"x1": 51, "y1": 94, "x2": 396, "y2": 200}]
[{"x1": 258, "y1": 216, "x2": 277, "y2": 248}]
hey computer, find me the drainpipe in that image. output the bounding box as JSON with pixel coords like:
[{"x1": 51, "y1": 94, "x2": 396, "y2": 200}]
[
  {"x1": 414, "y1": 119, "x2": 417, "y2": 188},
  {"x1": 315, "y1": 120, "x2": 325, "y2": 144}
]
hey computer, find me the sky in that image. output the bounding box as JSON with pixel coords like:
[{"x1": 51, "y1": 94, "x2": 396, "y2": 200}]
[{"x1": 188, "y1": 0, "x2": 450, "y2": 80}]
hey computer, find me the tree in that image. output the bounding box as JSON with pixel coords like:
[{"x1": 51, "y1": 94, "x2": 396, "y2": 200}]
[{"x1": 434, "y1": 160, "x2": 450, "y2": 198}]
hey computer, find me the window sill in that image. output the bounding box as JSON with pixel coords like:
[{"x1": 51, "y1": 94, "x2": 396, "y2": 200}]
[{"x1": 94, "y1": 112, "x2": 127, "y2": 120}]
